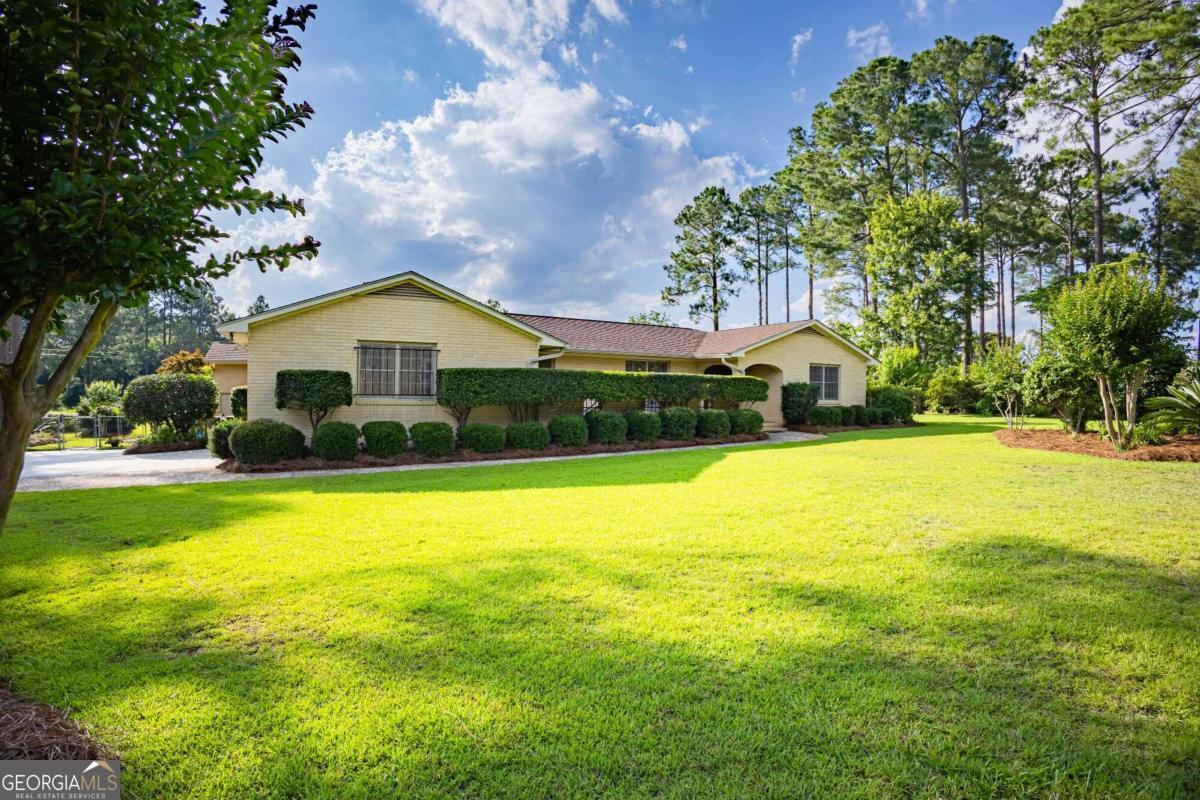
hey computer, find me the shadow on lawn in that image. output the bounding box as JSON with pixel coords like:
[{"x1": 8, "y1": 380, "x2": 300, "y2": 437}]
[{"x1": 3, "y1": 535, "x2": 1197, "y2": 798}]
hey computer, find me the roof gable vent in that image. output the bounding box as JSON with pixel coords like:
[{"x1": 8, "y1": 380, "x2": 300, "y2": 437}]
[{"x1": 370, "y1": 282, "x2": 444, "y2": 301}]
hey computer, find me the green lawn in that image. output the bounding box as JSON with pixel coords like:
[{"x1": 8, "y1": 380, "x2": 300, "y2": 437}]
[{"x1": 2, "y1": 416, "x2": 1198, "y2": 798}]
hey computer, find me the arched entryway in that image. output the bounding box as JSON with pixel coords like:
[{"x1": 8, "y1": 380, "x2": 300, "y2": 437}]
[
  {"x1": 704, "y1": 364, "x2": 733, "y2": 376},
  {"x1": 744, "y1": 363, "x2": 784, "y2": 428}
]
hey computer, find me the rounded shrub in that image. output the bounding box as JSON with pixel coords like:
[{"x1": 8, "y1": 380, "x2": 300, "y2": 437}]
[
  {"x1": 229, "y1": 418, "x2": 305, "y2": 465},
  {"x1": 867, "y1": 385, "x2": 916, "y2": 424},
  {"x1": 362, "y1": 421, "x2": 407, "y2": 457},
  {"x1": 865, "y1": 406, "x2": 883, "y2": 425},
  {"x1": 781, "y1": 382, "x2": 820, "y2": 424},
  {"x1": 507, "y1": 421, "x2": 550, "y2": 450},
  {"x1": 312, "y1": 421, "x2": 360, "y2": 461},
  {"x1": 839, "y1": 406, "x2": 857, "y2": 426},
  {"x1": 624, "y1": 410, "x2": 662, "y2": 442},
  {"x1": 727, "y1": 408, "x2": 764, "y2": 435},
  {"x1": 411, "y1": 421, "x2": 455, "y2": 458},
  {"x1": 457, "y1": 422, "x2": 506, "y2": 453},
  {"x1": 209, "y1": 419, "x2": 240, "y2": 460},
  {"x1": 696, "y1": 408, "x2": 731, "y2": 438},
  {"x1": 807, "y1": 406, "x2": 842, "y2": 426},
  {"x1": 548, "y1": 415, "x2": 588, "y2": 446},
  {"x1": 230, "y1": 386, "x2": 248, "y2": 420},
  {"x1": 123, "y1": 372, "x2": 219, "y2": 436},
  {"x1": 659, "y1": 406, "x2": 698, "y2": 440},
  {"x1": 850, "y1": 405, "x2": 869, "y2": 426},
  {"x1": 879, "y1": 407, "x2": 896, "y2": 425},
  {"x1": 586, "y1": 410, "x2": 627, "y2": 444}
]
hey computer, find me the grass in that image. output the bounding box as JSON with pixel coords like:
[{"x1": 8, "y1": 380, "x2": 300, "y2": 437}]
[{"x1": 2, "y1": 415, "x2": 1198, "y2": 798}]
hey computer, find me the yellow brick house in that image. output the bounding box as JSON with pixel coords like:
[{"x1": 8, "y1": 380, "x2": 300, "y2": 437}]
[{"x1": 206, "y1": 271, "x2": 876, "y2": 432}]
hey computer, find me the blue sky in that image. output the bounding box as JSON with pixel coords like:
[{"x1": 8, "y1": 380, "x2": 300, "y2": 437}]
[{"x1": 217, "y1": 0, "x2": 1069, "y2": 329}]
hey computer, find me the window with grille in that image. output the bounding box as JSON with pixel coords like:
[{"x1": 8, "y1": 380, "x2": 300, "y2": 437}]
[
  {"x1": 625, "y1": 360, "x2": 668, "y2": 372},
  {"x1": 644, "y1": 399, "x2": 661, "y2": 413},
  {"x1": 357, "y1": 343, "x2": 437, "y2": 396},
  {"x1": 809, "y1": 364, "x2": 840, "y2": 402}
]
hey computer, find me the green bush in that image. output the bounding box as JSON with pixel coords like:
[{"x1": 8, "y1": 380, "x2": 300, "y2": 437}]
[
  {"x1": 229, "y1": 418, "x2": 305, "y2": 465},
  {"x1": 659, "y1": 406, "x2": 698, "y2": 440},
  {"x1": 123, "y1": 372, "x2": 219, "y2": 436},
  {"x1": 781, "y1": 382, "x2": 820, "y2": 424},
  {"x1": 361, "y1": 421, "x2": 407, "y2": 458},
  {"x1": 865, "y1": 407, "x2": 882, "y2": 425},
  {"x1": 807, "y1": 406, "x2": 843, "y2": 426},
  {"x1": 547, "y1": 415, "x2": 588, "y2": 446},
  {"x1": 274, "y1": 369, "x2": 353, "y2": 435},
  {"x1": 312, "y1": 421, "x2": 360, "y2": 461},
  {"x1": 437, "y1": 368, "x2": 768, "y2": 425},
  {"x1": 230, "y1": 386, "x2": 248, "y2": 420},
  {"x1": 507, "y1": 421, "x2": 550, "y2": 450},
  {"x1": 410, "y1": 421, "x2": 455, "y2": 457},
  {"x1": 925, "y1": 366, "x2": 982, "y2": 414},
  {"x1": 867, "y1": 385, "x2": 915, "y2": 424},
  {"x1": 839, "y1": 406, "x2": 856, "y2": 425},
  {"x1": 727, "y1": 408, "x2": 764, "y2": 434},
  {"x1": 696, "y1": 408, "x2": 731, "y2": 438},
  {"x1": 850, "y1": 405, "x2": 868, "y2": 426},
  {"x1": 208, "y1": 419, "x2": 239, "y2": 459},
  {"x1": 624, "y1": 410, "x2": 662, "y2": 442},
  {"x1": 76, "y1": 380, "x2": 123, "y2": 417},
  {"x1": 879, "y1": 408, "x2": 896, "y2": 425},
  {"x1": 457, "y1": 423, "x2": 506, "y2": 453},
  {"x1": 586, "y1": 410, "x2": 627, "y2": 444}
]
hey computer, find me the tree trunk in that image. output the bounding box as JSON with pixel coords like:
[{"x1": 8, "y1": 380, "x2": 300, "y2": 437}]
[
  {"x1": 1065, "y1": 202, "x2": 1076, "y2": 277},
  {"x1": 996, "y1": 254, "x2": 1004, "y2": 346},
  {"x1": 957, "y1": 128, "x2": 973, "y2": 377},
  {"x1": 1090, "y1": 110, "x2": 1104, "y2": 265},
  {"x1": 1009, "y1": 255, "x2": 1016, "y2": 342},
  {"x1": 807, "y1": 265, "x2": 814, "y2": 320}
]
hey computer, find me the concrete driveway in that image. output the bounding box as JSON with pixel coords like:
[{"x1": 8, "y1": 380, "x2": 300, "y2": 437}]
[{"x1": 18, "y1": 448, "x2": 224, "y2": 492}]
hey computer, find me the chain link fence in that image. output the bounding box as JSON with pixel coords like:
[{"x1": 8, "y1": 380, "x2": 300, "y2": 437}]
[{"x1": 27, "y1": 414, "x2": 133, "y2": 450}]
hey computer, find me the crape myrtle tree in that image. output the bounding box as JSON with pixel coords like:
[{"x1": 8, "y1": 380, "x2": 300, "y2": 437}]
[{"x1": 0, "y1": 2, "x2": 321, "y2": 532}]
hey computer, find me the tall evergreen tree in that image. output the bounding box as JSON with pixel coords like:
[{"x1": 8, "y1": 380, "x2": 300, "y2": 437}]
[{"x1": 662, "y1": 187, "x2": 741, "y2": 331}]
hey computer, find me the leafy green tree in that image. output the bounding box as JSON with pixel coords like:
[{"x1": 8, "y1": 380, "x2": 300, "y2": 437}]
[
  {"x1": 662, "y1": 186, "x2": 740, "y2": 330},
  {"x1": 627, "y1": 311, "x2": 676, "y2": 326},
  {"x1": 247, "y1": 295, "x2": 271, "y2": 316},
  {"x1": 971, "y1": 342, "x2": 1025, "y2": 428},
  {"x1": 1025, "y1": 0, "x2": 1200, "y2": 264},
  {"x1": 866, "y1": 192, "x2": 979, "y2": 366},
  {"x1": 483, "y1": 298, "x2": 508, "y2": 313},
  {"x1": 156, "y1": 349, "x2": 209, "y2": 375},
  {"x1": 0, "y1": 3, "x2": 320, "y2": 530},
  {"x1": 873, "y1": 346, "x2": 933, "y2": 391},
  {"x1": 75, "y1": 380, "x2": 123, "y2": 417},
  {"x1": 1023, "y1": 350, "x2": 1098, "y2": 434},
  {"x1": 735, "y1": 185, "x2": 776, "y2": 324},
  {"x1": 1046, "y1": 255, "x2": 1190, "y2": 449}
]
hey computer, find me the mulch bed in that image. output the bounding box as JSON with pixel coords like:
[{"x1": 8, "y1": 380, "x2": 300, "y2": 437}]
[
  {"x1": 218, "y1": 432, "x2": 770, "y2": 474},
  {"x1": 995, "y1": 428, "x2": 1200, "y2": 462},
  {"x1": 123, "y1": 440, "x2": 206, "y2": 455},
  {"x1": 788, "y1": 422, "x2": 916, "y2": 434},
  {"x1": 0, "y1": 681, "x2": 107, "y2": 760}
]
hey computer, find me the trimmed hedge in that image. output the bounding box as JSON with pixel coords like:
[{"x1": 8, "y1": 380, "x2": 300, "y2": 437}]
[
  {"x1": 209, "y1": 419, "x2": 239, "y2": 460},
  {"x1": 867, "y1": 385, "x2": 915, "y2": 423},
  {"x1": 437, "y1": 368, "x2": 768, "y2": 424},
  {"x1": 781, "y1": 382, "x2": 820, "y2": 424},
  {"x1": 850, "y1": 405, "x2": 868, "y2": 426},
  {"x1": 274, "y1": 369, "x2": 353, "y2": 434},
  {"x1": 586, "y1": 410, "x2": 628, "y2": 444},
  {"x1": 457, "y1": 423, "x2": 506, "y2": 453},
  {"x1": 410, "y1": 422, "x2": 455, "y2": 457},
  {"x1": 659, "y1": 406, "x2": 697, "y2": 440},
  {"x1": 548, "y1": 415, "x2": 588, "y2": 446},
  {"x1": 807, "y1": 406, "x2": 843, "y2": 426},
  {"x1": 839, "y1": 406, "x2": 856, "y2": 425},
  {"x1": 362, "y1": 421, "x2": 407, "y2": 457},
  {"x1": 507, "y1": 421, "x2": 550, "y2": 450},
  {"x1": 312, "y1": 421, "x2": 360, "y2": 461},
  {"x1": 123, "y1": 372, "x2": 219, "y2": 436},
  {"x1": 624, "y1": 410, "x2": 662, "y2": 442},
  {"x1": 727, "y1": 408, "x2": 763, "y2": 434},
  {"x1": 229, "y1": 419, "x2": 305, "y2": 465},
  {"x1": 696, "y1": 408, "x2": 731, "y2": 438},
  {"x1": 865, "y1": 406, "x2": 883, "y2": 425},
  {"x1": 230, "y1": 386, "x2": 248, "y2": 420},
  {"x1": 879, "y1": 408, "x2": 896, "y2": 425}
]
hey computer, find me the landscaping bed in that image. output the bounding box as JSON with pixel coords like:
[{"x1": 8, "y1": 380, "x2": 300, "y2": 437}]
[
  {"x1": 218, "y1": 432, "x2": 769, "y2": 473},
  {"x1": 0, "y1": 682, "x2": 107, "y2": 760},
  {"x1": 123, "y1": 440, "x2": 207, "y2": 455},
  {"x1": 995, "y1": 428, "x2": 1200, "y2": 462},
  {"x1": 788, "y1": 422, "x2": 916, "y2": 434}
]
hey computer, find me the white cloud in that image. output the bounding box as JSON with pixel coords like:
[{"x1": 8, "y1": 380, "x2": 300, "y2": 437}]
[
  {"x1": 214, "y1": 0, "x2": 750, "y2": 321},
  {"x1": 684, "y1": 64, "x2": 694, "y2": 75},
  {"x1": 328, "y1": 62, "x2": 361, "y2": 82},
  {"x1": 791, "y1": 88, "x2": 807, "y2": 103},
  {"x1": 907, "y1": 0, "x2": 930, "y2": 19},
  {"x1": 789, "y1": 29, "x2": 813, "y2": 73},
  {"x1": 403, "y1": 68, "x2": 419, "y2": 83},
  {"x1": 590, "y1": 0, "x2": 626, "y2": 23},
  {"x1": 669, "y1": 34, "x2": 687, "y2": 52},
  {"x1": 847, "y1": 22, "x2": 892, "y2": 61},
  {"x1": 559, "y1": 42, "x2": 580, "y2": 68}
]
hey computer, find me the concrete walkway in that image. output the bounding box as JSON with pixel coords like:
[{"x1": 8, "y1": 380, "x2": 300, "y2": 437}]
[{"x1": 17, "y1": 431, "x2": 821, "y2": 493}]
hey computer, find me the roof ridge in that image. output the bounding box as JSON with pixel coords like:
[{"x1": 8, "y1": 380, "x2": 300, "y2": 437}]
[{"x1": 509, "y1": 312, "x2": 701, "y2": 332}]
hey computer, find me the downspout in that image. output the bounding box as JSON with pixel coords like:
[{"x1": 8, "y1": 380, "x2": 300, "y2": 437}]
[{"x1": 720, "y1": 356, "x2": 744, "y2": 374}]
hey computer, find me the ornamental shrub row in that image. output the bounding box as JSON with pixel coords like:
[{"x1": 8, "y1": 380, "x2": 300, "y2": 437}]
[
  {"x1": 803, "y1": 404, "x2": 899, "y2": 427},
  {"x1": 437, "y1": 368, "x2": 768, "y2": 424},
  {"x1": 866, "y1": 385, "x2": 915, "y2": 423},
  {"x1": 781, "y1": 382, "x2": 820, "y2": 424}
]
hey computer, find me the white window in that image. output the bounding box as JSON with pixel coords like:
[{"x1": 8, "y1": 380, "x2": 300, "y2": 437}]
[
  {"x1": 644, "y1": 399, "x2": 661, "y2": 413},
  {"x1": 583, "y1": 398, "x2": 601, "y2": 413},
  {"x1": 625, "y1": 360, "x2": 668, "y2": 373},
  {"x1": 357, "y1": 343, "x2": 437, "y2": 396},
  {"x1": 810, "y1": 364, "x2": 840, "y2": 402}
]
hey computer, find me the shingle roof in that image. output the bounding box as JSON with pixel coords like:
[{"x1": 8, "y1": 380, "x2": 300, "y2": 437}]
[
  {"x1": 204, "y1": 339, "x2": 248, "y2": 363},
  {"x1": 509, "y1": 314, "x2": 809, "y2": 358}
]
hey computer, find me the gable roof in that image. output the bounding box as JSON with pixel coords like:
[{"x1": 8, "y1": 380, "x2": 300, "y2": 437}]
[
  {"x1": 217, "y1": 272, "x2": 567, "y2": 348},
  {"x1": 509, "y1": 314, "x2": 707, "y2": 357},
  {"x1": 204, "y1": 339, "x2": 248, "y2": 363}
]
